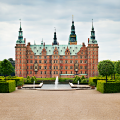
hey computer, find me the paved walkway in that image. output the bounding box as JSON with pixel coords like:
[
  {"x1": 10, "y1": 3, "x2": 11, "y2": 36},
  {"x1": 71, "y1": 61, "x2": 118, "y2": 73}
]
[{"x1": 0, "y1": 88, "x2": 120, "y2": 120}]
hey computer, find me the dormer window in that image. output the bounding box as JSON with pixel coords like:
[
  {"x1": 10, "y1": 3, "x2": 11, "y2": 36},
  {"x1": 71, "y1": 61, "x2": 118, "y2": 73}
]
[
  {"x1": 40, "y1": 47, "x2": 41, "y2": 49},
  {"x1": 49, "y1": 50, "x2": 51, "y2": 52},
  {"x1": 34, "y1": 47, "x2": 36, "y2": 49},
  {"x1": 73, "y1": 50, "x2": 74, "y2": 52}
]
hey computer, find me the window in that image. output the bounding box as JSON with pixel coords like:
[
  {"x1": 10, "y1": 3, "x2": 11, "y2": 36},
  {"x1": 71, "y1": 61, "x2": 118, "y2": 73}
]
[
  {"x1": 49, "y1": 50, "x2": 51, "y2": 52},
  {"x1": 93, "y1": 71, "x2": 94, "y2": 74},
  {"x1": 30, "y1": 56, "x2": 32, "y2": 59},
  {"x1": 60, "y1": 66, "x2": 63, "y2": 69},
  {"x1": 35, "y1": 60, "x2": 37, "y2": 63},
  {"x1": 39, "y1": 66, "x2": 41, "y2": 69},
  {"x1": 44, "y1": 66, "x2": 47, "y2": 69},
  {"x1": 20, "y1": 66, "x2": 21, "y2": 69},
  {"x1": 54, "y1": 66, "x2": 55, "y2": 69},
  {"x1": 65, "y1": 66, "x2": 68, "y2": 69},
  {"x1": 34, "y1": 47, "x2": 36, "y2": 49},
  {"x1": 66, "y1": 71, "x2": 67, "y2": 74},
  {"x1": 20, "y1": 71, "x2": 21, "y2": 74},
  {"x1": 56, "y1": 60, "x2": 58, "y2": 63},
  {"x1": 89, "y1": 52, "x2": 90, "y2": 54},
  {"x1": 54, "y1": 60, "x2": 55, "y2": 63},
  {"x1": 71, "y1": 71, "x2": 72, "y2": 74},
  {"x1": 56, "y1": 56, "x2": 58, "y2": 58},
  {"x1": 93, "y1": 52, "x2": 94, "y2": 54},
  {"x1": 20, "y1": 52, "x2": 21, "y2": 54},
  {"x1": 45, "y1": 71, "x2": 46, "y2": 74},
  {"x1": 35, "y1": 56, "x2": 37, "y2": 59},
  {"x1": 85, "y1": 60, "x2": 87, "y2": 63},
  {"x1": 70, "y1": 56, "x2": 72, "y2": 59},
  {"x1": 44, "y1": 60, "x2": 47, "y2": 63},
  {"x1": 30, "y1": 71, "x2": 32, "y2": 74},
  {"x1": 39, "y1": 56, "x2": 41, "y2": 59},
  {"x1": 93, "y1": 56, "x2": 94, "y2": 58},
  {"x1": 56, "y1": 71, "x2": 58, "y2": 74},
  {"x1": 93, "y1": 60, "x2": 94, "y2": 63},
  {"x1": 50, "y1": 71, "x2": 51, "y2": 74},
  {"x1": 80, "y1": 56, "x2": 82, "y2": 59},
  {"x1": 85, "y1": 71, "x2": 87, "y2": 74},
  {"x1": 93, "y1": 66, "x2": 94, "y2": 69},
  {"x1": 27, "y1": 71, "x2": 28, "y2": 74},
  {"x1": 44, "y1": 56, "x2": 46, "y2": 59},
  {"x1": 80, "y1": 60, "x2": 82, "y2": 63},
  {"x1": 75, "y1": 56, "x2": 78, "y2": 58},
  {"x1": 56, "y1": 66, "x2": 58, "y2": 69},
  {"x1": 30, "y1": 60, "x2": 32, "y2": 63},
  {"x1": 49, "y1": 60, "x2": 52, "y2": 63},
  {"x1": 85, "y1": 56, "x2": 87, "y2": 58},
  {"x1": 40, "y1": 47, "x2": 41, "y2": 49},
  {"x1": 39, "y1": 60, "x2": 41, "y2": 63},
  {"x1": 30, "y1": 66, "x2": 33, "y2": 69},
  {"x1": 70, "y1": 66, "x2": 73, "y2": 69},
  {"x1": 65, "y1": 60, "x2": 68, "y2": 63},
  {"x1": 49, "y1": 66, "x2": 51, "y2": 69},
  {"x1": 61, "y1": 71, "x2": 62, "y2": 74},
  {"x1": 85, "y1": 66, "x2": 87, "y2": 69},
  {"x1": 81, "y1": 52, "x2": 83, "y2": 54},
  {"x1": 27, "y1": 66, "x2": 29, "y2": 69},
  {"x1": 54, "y1": 71, "x2": 55, "y2": 74},
  {"x1": 20, "y1": 56, "x2": 21, "y2": 58},
  {"x1": 73, "y1": 50, "x2": 74, "y2": 52},
  {"x1": 65, "y1": 56, "x2": 67, "y2": 59},
  {"x1": 70, "y1": 60, "x2": 72, "y2": 63},
  {"x1": 41, "y1": 71, "x2": 42, "y2": 74},
  {"x1": 35, "y1": 71, "x2": 37, "y2": 74},
  {"x1": 81, "y1": 71, "x2": 82, "y2": 74},
  {"x1": 20, "y1": 60, "x2": 21, "y2": 63},
  {"x1": 93, "y1": 48, "x2": 94, "y2": 50},
  {"x1": 75, "y1": 60, "x2": 78, "y2": 63},
  {"x1": 80, "y1": 66, "x2": 83, "y2": 69}
]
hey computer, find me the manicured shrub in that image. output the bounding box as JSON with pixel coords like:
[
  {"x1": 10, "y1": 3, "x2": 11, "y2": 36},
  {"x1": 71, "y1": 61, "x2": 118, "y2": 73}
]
[
  {"x1": 0, "y1": 80, "x2": 16, "y2": 93},
  {"x1": 97, "y1": 80, "x2": 120, "y2": 93}
]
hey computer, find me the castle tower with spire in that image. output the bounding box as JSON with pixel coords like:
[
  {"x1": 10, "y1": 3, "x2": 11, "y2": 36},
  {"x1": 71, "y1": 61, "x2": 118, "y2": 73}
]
[
  {"x1": 15, "y1": 20, "x2": 27, "y2": 77},
  {"x1": 68, "y1": 15, "x2": 77, "y2": 45},
  {"x1": 87, "y1": 19, "x2": 99, "y2": 77}
]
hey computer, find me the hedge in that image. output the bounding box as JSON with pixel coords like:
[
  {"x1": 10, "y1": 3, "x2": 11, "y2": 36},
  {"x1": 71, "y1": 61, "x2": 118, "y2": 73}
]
[
  {"x1": 97, "y1": 80, "x2": 120, "y2": 93},
  {"x1": 0, "y1": 80, "x2": 16, "y2": 93}
]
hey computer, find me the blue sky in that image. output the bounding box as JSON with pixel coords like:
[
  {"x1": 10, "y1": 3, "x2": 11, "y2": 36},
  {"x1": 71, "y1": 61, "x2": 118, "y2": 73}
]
[{"x1": 0, "y1": 0, "x2": 120, "y2": 61}]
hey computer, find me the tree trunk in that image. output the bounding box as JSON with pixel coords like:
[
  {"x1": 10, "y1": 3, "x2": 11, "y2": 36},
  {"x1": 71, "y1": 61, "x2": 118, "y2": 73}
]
[
  {"x1": 114, "y1": 73, "x2": 115, "y2": 80},
  {"x1": 106, "y1": 75, "x2": 107, "y2": 83}
]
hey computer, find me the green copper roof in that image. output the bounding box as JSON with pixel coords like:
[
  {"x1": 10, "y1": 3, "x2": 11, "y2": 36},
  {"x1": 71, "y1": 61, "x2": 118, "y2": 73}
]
[{"x1": 30, "y1": 44, "x2": 82, "y2": 55}]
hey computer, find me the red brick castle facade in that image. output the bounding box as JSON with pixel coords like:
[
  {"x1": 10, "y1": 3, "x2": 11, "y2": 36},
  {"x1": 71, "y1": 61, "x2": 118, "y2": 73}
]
[{"x1": 15, "y1": 19, "x2": 99, "y2": 78}]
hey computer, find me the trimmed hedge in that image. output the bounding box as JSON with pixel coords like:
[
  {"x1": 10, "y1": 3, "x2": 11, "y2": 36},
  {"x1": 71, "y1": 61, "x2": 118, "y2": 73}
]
[
  {"x1": 0, "y1": 80, "x2": 16, "y2": 93},
  {"x1": 97, "y1": 80, "x2": 120, "y2": 93}
]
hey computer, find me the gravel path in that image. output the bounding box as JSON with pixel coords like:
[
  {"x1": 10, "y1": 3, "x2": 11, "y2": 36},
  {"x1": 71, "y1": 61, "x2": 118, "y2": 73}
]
[{"x1": 0, "y1": 88, "x2": 120, "y2": 120}]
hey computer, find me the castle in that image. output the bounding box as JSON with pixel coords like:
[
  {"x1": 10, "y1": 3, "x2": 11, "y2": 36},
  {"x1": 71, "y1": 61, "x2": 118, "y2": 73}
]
[{"x1": 15, "y1": 18, "x2": 99, "y2": 78}]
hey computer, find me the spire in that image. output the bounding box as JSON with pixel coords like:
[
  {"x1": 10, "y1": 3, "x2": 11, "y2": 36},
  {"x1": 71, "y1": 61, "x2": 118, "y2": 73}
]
[
  {"x1": 19, "y1": 19, "x2": 22, "y2": 31},
  {"x1": 92, "y1": 19, "x2": 94, "y2": 30},
  {"x1": 72, "y1": 15, "x2": 74, "y2": 21},
  {"x1": 53, "y1": 27, "x2": 58, "y2": 45}
]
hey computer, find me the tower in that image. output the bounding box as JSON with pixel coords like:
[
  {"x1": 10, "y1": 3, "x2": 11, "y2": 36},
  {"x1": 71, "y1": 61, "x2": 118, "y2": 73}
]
[
  {"x1": 15, "y1": 20, "x2": 27, "y2": 77},
  {"x1": 68, "y1": 15, "x2": 77, "y2": 45},
  {"x1": 52, "y1": 28, "x2": 58, "y2": 45},
  {"x1": 87, "y1": 19, "x2": 99, "y2": 77}
]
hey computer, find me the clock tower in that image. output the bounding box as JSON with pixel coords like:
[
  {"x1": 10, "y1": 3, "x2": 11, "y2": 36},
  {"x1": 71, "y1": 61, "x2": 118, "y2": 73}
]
[
  {"x1": 87, "y1": 19, "x2": 99, "y2": 77},
  {"x1": 68, "y1": 15, "x2": 77, "y2": 45}
]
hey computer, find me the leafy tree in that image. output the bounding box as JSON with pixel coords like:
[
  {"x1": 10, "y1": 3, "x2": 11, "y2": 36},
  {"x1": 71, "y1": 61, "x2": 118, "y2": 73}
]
[
  {"x1": 81, "y1": 75, "x2": 85, "y2": 80},
  {"x1": 73, "y1": 76, "x2": 81, "y2": 82},
  {"x1": 31, "y1": 76, "x2": 35, "y2": 83},
  {"x1": 0, "y1": 59, "x2": 14, "y2": 80},
  {"x1": 116, "y1": 61, "x2": 120, "y2": 74},
  {"x1": 8, "y1": 58, "x2": 15, "y2": 76},
  {"x1": 27, "y1": 75, "x2": 31, "y2": 82},
  {"x1": 98, "y1": 60, "x2": 114, "y2": 82}
]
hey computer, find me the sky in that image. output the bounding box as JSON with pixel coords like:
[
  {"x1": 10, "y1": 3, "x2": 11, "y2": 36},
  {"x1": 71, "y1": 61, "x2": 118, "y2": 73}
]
[{"x1": 0, "y1": 0, "x2": 120, "y2": 62}]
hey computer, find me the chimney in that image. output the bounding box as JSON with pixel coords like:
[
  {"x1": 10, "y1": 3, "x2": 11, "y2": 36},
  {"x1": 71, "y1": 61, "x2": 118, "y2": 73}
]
[{"x1": 88, "y1": 38, "x2": 89, "y2": 43}]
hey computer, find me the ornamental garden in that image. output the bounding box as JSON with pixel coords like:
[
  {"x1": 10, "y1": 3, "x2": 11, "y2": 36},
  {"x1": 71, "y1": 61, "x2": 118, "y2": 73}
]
[{"x1": 0, "y1": 59, "x2": 120, "y2": 93}]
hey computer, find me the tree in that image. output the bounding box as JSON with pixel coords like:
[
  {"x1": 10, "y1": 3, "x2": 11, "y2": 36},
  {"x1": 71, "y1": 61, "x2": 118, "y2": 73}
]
[
  {"x1": 0, "y1": 59, "x2": 14, "y2": 80},
  {"x1": 8, "y1": 58, "x2": 15, "y2": 76},
  {"x1": 98, "y1": 60, "x2": 114, "y2": 82},
  {"x1": 116, "y1": 60, "x2": 120, "y2": 74}
]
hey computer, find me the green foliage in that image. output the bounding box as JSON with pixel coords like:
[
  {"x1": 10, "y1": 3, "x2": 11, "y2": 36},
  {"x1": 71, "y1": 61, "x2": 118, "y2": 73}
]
[
  {"x1": 97, "y1": 80, "x2": 120, "y2": 93},
  {"x1": 81, "y1": 75, "x2": 85, "y2": 80},
  {"x1": 17, "y1": 81, "x2": 23, "y2": 86},
  {"x1": 81, "y1": 79, "x2": 87, "y2": 83},
  {"x1": 0, "y1": 80, "x2": 16, "y2": 93},
  {"x1": 0, "y1": 59, "x2": 14, "y2": 80},
  {"x1": 116, "y1": 61, "x2": 120, "y2": 74},
  {"x1": 73, "y1": 76, "x2": 81, "y2": 82},
  {"x1": 89, "y1": 82, "x2": 95, "y2": 86},
  {"x1": 27, "y1": 75, "x2": 31, "y2": 82},
  {"x1": 98, "y1": 60, "x2": 114, "y2": 82},
  {"x1": 31, "y1": 76, "x2": 36, "y2": 83}
]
